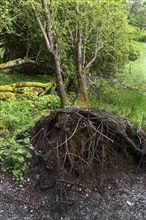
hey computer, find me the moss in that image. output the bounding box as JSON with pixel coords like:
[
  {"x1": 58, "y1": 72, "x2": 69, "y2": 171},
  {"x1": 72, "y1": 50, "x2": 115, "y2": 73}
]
[
  {"x1": 0, "y1": 82, "x2": 54, "y2": 99},
  {"x1": 74, "y1": 88, "x2": 88, "y2": 107},
  {"x1": 39, "y1": 82, "x2": 54, "y2": 96},
  {"x1": 0, "y1": 92, "x2": 15, "y2": 99}
]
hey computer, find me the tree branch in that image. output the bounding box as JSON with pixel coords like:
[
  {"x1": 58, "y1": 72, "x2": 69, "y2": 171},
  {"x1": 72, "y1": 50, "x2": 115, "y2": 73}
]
[
  {"x1": 41, "y1": 0, "x2": 54, "y2": 50},
  {"x1": 31, "y1": 3, "x2": 53, "y2": 54},
  {"x1": 0, "y1": 58, "x2": 35, "y2": 70},
  {"x1": 84, "y1": 38, "x2": 104, "y2": 72}
]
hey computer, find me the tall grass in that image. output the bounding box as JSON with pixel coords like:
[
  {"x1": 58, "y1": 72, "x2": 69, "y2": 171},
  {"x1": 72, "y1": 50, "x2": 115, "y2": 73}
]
[
  {"x1": 89, "y1": 42, "x2": 146, "y2": 127},
  {"x1": 0, "y1": 72, "x2": 54, "y2": 85},
  {"x1": 89, "y1": 80, "x2": 146, "y2": 128},
  {"x1": 118, "y1": 42, "x2": 146, "y2": 91}
]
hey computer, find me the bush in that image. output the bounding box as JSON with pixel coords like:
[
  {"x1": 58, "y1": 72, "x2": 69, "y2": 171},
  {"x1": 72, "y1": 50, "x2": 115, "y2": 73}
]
[
  {"x1": 128, "y1": 43, "x2": 141, "y2": 61},
  {"x1": 138, "y1": 35, "x2": 146, "y2": 43},
  {"x1": 0, "y1": 136, "x2": 33, "y2": 181}
]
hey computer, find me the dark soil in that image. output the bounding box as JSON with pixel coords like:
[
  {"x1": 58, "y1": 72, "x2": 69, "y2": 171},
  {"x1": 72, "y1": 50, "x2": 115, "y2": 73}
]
[{"x1": 0, "y1": 161, "x2": 146, "y2": 220}]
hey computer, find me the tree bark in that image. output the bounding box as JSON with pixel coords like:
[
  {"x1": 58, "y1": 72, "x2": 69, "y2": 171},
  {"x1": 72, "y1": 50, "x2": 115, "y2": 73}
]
[
  {"x1": 0, "y1": 58, "x2": 35, "y2": 70},
  {"x1": 54, "y1": 51, "x2": 68, "y2": 106},
  {"x1": 76, "y1": 29, "x2": 88, "y2": 106},
  {"x1": 31, "y1": 2, "x2": 68, "y2": 107}
]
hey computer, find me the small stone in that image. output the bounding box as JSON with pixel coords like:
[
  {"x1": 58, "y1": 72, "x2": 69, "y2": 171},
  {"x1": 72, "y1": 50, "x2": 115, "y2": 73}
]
[
  {"x1": 36, "y1": 174, "x2": 40, "y2": 179},
  {"x1": 127, "y1": 200, "x2": 134, "y2": 206},
  {"x1": 24, "y1": 205, "x2": 27, "y2": 209}
]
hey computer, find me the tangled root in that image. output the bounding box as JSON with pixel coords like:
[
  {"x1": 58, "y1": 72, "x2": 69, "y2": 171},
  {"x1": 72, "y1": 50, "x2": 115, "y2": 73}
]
[{"x1": 28, "y1": 108, "x2": 146, "y2": 177}]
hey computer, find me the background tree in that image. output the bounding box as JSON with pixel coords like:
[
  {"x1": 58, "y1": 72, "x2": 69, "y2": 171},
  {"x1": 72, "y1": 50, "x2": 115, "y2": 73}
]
[
  {"x1": 126, "y1": 0, "x2": 146, "y2": 28},
  {"x1": 0, "y1": 0, "x2": 139, "y2": 106},
  {"x1": 31, "y1": 1, "x2": 68, "y2": 107}
]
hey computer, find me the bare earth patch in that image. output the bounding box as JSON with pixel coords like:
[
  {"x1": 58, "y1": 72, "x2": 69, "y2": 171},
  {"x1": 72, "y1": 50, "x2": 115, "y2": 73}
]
[{"x1": 0, "y1": 163, "x2": 146, "y2": 220}]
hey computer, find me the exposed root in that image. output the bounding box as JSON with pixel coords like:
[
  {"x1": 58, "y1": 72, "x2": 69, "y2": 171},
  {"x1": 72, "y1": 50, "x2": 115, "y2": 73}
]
[{"x1": 27, "y1": 108, "x2": 146, "y2": 206}]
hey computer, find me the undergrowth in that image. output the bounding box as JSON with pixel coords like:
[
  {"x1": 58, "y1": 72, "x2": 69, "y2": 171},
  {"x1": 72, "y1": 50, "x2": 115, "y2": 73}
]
[
  {"x1": 0, "y1": 94, "x2": 60, "y2": 180},
  {"x1": 89, "y1": 79, "x2": 146, "y2": 129},
  {"x1": 0, "y1": 73, "x2": 55, "y2": 85}
]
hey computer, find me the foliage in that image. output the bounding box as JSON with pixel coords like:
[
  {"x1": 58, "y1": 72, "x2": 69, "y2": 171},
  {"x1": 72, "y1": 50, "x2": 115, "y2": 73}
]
[
  {"x1": 127, "y1": 41, "x2": 141, "y2": 61},
  {"x1": 89, "y1": 78, "x2": 146, "y2": 128},
  {"x1": 0, "y1": 93, "x2": 61, "y2": 180},
  {"x1": 0, "y1": 0, "x2": 138, "y2": 78},
  {"x1": 126, "y1": 0, "x2": 146, "y2": 28},
  {"x1": 0, "y1": 0, "x2": 55, "y2": 74},
  {"x1": 47, "y1": 0, "x2": 136, "y2": 77},
  {"x1": 0, "y1": 135, "x2": 33, "y2": 181},
  {"x1": 119, "y1": 42, "x2": 146, "y2": 90}
]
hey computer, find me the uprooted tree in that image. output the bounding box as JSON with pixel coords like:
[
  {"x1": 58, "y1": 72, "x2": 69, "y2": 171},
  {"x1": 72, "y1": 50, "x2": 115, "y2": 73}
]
[{"x1": 26, "y1": 108, "x2": 146, "y2": 197}]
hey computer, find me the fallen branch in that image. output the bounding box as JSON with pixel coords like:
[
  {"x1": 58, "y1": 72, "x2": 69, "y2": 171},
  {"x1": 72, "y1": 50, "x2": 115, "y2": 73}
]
[
  {"x1": 0, "y1": 58, "x2": 35, "y2": 70},
  {"x1": 0, "y1": 82, "x2": 54, "y2": 99}
]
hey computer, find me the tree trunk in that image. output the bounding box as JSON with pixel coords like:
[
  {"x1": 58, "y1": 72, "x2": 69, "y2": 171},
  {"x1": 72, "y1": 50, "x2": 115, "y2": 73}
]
[
  {"x1": 54, "y1": 51, "x2": 68, "y2": 107},
  {"x1": 31, "y1": 2, "x2": 68, "y2": 107},
  {"x1": 76, "y1": 29, "x2": 88, "y2": 107}
]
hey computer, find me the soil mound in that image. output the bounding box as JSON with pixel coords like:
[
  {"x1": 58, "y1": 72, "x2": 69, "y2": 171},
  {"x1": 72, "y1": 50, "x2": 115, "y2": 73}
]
[{"x1": 27, "y1": 108, "x2": 146, "y2": 204}]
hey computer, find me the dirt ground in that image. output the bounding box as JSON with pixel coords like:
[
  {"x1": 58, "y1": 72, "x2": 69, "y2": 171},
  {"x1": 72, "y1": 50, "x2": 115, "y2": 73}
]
[{"x1": 0, "y1": 159, "x2": 146, "y2": 220}]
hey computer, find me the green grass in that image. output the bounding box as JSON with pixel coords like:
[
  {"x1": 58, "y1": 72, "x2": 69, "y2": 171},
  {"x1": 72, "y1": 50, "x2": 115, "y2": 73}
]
[
  {"x1": 118, "y1": 42, "x2": 146, "y2": 91},
  {"x1": 89, "y1": 80, "x2": 146, "y2": 128},
  {"x1": 0, "y1": 72, "x2": 54, "y2": 85},
  {"x1": 89, "y1": 42, "x2": 146, "y2": 128}
]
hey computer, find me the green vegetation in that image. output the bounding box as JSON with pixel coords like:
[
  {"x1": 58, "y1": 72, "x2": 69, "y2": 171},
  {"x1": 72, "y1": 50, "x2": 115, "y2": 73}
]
[
  {"x1": 0, "y1": 73, "x2": 54, "y2": 85},
  {"x1": 89, "y1": 42, "x2": 146, "y2": 128},
  {"x1": 0, "y1": 41, "x2": 145, "y2": 179},
  {"x1": 0, "y1": 94, "x2": 60, "y2": 180},
  {"x1": 0, "y1": 0, "x2": 145, "y2": 180},
  {"x1": 120, "y1": 42, "x2": 146, "y2": 90},
  {"x1": 89, "y1": 79, "x2": 146, "y2": 128}
]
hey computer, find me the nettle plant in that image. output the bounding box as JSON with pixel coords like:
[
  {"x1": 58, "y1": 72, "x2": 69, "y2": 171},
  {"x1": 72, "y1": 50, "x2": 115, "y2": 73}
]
[{"x1": 0, "y1": 135, "x2": 33, "y2": 181}]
